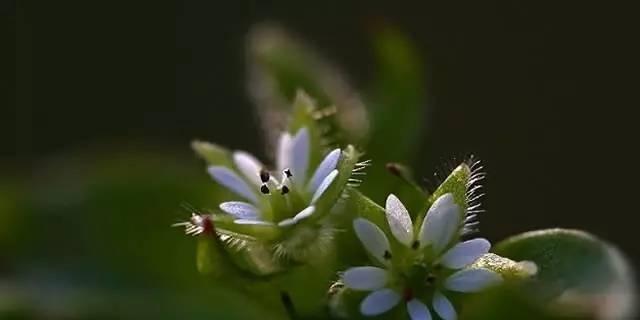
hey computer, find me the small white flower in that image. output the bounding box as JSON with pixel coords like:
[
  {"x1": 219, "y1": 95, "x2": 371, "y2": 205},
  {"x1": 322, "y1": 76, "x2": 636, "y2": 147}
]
[
  {"x1": 206, "y1": 127, "x2": 341, "y2": 229},
  {"x1": 342, "y1": 193, "x2": 502, "y2": 320}
]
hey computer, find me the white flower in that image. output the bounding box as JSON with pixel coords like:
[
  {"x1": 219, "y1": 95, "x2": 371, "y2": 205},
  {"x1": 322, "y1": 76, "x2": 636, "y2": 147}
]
[
  {"x1": 342, "y1": 193, "x2": 502, "y2": 320},
  {"x1": 206, "y1": 127, "x2": 341, "y2": 229}
]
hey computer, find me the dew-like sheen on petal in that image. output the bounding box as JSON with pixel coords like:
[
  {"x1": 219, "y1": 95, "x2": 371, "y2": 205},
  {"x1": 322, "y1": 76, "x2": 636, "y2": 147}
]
[
  {"x1": 385, "y1": 194, "x2": 414, "y2": 246},
  {"x1": 208, "y1": 166, "x2": 258, "y2": 203},
  {"x1": 353, "y1": 218, "x2": 392, "y2": 266},
  {"x1": 360, "y1": 289, "x2": 401, "y2": 316},
  {"x1": 219, "y1": 201, "x2": 260, "y2": 220},
  {"x1": 342, "y1": 266, "x2": 389, "y2": 291}
]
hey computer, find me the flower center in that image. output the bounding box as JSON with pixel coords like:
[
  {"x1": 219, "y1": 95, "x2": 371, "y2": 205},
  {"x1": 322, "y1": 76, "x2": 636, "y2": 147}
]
[{"x1": 257, "y1": 168, "x2": 309, "y2": 222}]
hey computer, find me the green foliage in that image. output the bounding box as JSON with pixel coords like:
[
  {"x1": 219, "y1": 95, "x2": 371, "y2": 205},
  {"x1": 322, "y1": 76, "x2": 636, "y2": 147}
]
[{"x1": 494, "y1": 229, "x2": 636, "y2": 319}]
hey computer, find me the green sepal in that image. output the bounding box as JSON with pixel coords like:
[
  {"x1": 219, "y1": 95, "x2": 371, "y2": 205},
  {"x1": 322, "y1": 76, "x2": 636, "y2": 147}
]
[
  {"x1": 191, "y1": 140, "x2": 233, "y2": 167},
  {"x1": 415, "y1": 163, "x2": 471, "y2": 231}
]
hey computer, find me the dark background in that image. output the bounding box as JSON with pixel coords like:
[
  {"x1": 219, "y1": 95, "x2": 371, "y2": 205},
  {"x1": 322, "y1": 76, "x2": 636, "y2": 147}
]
[{"x1": 6, "y1": 0, "x2": 639, "y2": 317}]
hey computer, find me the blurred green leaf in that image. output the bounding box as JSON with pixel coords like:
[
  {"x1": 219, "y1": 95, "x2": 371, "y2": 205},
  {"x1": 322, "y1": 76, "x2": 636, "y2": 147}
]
[
  {"x1": 247, "y1": 24, "x2": 369, "y2": 146},
  {"x1": 362, "y1": 26, "x2": 428, "y2": 203},
  {"x1": 494, "y1": 229, "x2": 637, "y2": 319}
]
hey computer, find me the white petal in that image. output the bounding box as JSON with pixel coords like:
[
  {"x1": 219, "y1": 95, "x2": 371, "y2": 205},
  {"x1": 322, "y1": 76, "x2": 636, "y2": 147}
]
[
  {"x1": 445, "y1": 268, "x2": 503, "y2": 292},
  {"x1": 440, "y1": 238, "x2": 491, "y2": 269},
  {"x1": 342, "y1": 266, "x2": 389, "y2": 291},
  {"x1": 293, "y1": 206, "x2": 315, "y2": 222},
  {"x1": 308, "y1": 148, "x2": 341, "y2": 193},
  {"x1": 353, "y1": 218, "x2": 392, "y2": 266},
  {"x1": 219, "y1": 201, "x2": 260, "y2": 220},
  {"x1": 310, "y1": 169, "x2": 338, "y2": 203},
  {"x1": 433, "y1": 291, "x2": 457, "y2": 320},
  {"x1": 233, "y1": 151, "x2": 263, "y2": 186},
  {"x1": 289, "y1": 128, "x2": 310, "y2": 185},
  {"x1": 418, "y1": 193, "x2": 461, "y2": 253},
  {"x1": 407, "y1": 299, "x2": 432, "y2": 320},
  {"x1": 276, "y1": 132, "x2": 292, "y2": 172},
  {"x1": 277, "y1": 218, "x2": 296, "y2": 227},
  {"x1": 234, "y1": 219, "x2": 274, "y2": 226},
  {"x1": 207, "y1": 166, "x2": 258, "y2": 203},
  {"x1": 360, "y1": 289, "x2": 401, "y2": 316},
  {"x1": 385, "y1": 194, "x2": 414, "y2": 246}
]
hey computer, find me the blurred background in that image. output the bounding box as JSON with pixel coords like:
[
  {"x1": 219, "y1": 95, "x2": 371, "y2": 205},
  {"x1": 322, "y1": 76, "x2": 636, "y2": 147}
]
[{"x1": 6, "y1": 1, "x2": 638, "y2": 318}]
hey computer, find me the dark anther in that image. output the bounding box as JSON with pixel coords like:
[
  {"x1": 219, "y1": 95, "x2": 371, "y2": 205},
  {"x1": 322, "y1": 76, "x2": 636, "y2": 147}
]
[
  {"x1": 281, "y1": 185, "x2": 290, "y2": 195},
  {"x1": 260, "y1": 184, "x2": 270, "y2": 194},
  {"x1": 259, "y1": 169, "x2": 270, "y2": 183},
  {"x1": 411, "y1": 240, "x2": 420, "y2": 250},
  {"x1": 383, "y1": 250, "x2": 392, "y2": 260},
  {"x1": 284, "y1": 168, "x2": 293, "y2": 177},
  {"x1": 426, "y1": 274, "x2": 437, "y2": 285}
]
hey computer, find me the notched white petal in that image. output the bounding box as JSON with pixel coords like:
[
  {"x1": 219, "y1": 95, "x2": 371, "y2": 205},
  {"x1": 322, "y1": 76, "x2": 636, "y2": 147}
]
[
  {"x1": 207, "y1": 166, "x2": 258, "y2": 203},
  {"x1": 444, "y1": 268, "x2": 503, "y2": 292},
  {"x1": 277, "y1": 218, "x2": 297, "y2": 227},
  {"x1": 276, "y1": 133, "x2": 292, "y2": 172},
  {"x1": 292, "y1": 206, "x2": 315, "y2": 222},
  {"x1": 289, "y1": 128, "x2": 310, "y2": 185},
  {"x1": 407, "y1": 299, "x2": 432, "y2": 320},
  {"x1": 311, "y1": 169, "x2": 338, "y2": 203},
  {"x1": 234, "y1": 219, "x2": 274, "y2": 226},
  {"x1": 433, "y1": 291, "x2": 457, "y2": 320},
  {"x1": 232, "y1": 151, "x2": 263, "y2": 186},
  {"x1": 342, "y1": 266, "x2": 388, "y2": 291},
  {"x1": 219, "y1": 201, "x2": 260, "y2": 220},
  {"x1": 440, "y1": 238, "x2": 491, "y2": 269},
  {"x1": 419, "y1": 193, "x2": 461, "y2": 253},
  {"x1": 385, "y1": 194, "x2": 414, "y2": 246},
  {"x1": 353, "y1": 218, "x2": 392, "y2": 266},
  {"x1": 360, "y1": 289, "x2": 401, "y2": 316},
  {"x1": 308, "y1": 148, "x2": 341, "y2": 193}
]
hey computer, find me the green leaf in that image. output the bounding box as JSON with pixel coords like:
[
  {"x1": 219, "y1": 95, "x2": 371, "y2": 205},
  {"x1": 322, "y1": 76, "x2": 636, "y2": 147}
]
[
  {"x1": 192, "y1": 140, "x2": 233, "y2": 167},
  {"x1": 494, "y1": 228, "x2": 637, "y2": 319},
  {"x1": 362, "y1": 27, "x2": 427, "y2": 203},
  {"x1": 247, "y1": 24, "x2": 369, "y2": 145}
]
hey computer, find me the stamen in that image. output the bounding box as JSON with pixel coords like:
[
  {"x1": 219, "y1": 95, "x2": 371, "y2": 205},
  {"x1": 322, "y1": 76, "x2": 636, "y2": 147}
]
[
  {"x1": 426, "y1": 274, "x2": 437, "y2": 286},
  {"x1": 284, "y1": 168, "x2": 292, "y2": 177},
  {"x1": 259, "y1": 169, "x2": 270, "y2": 183},
  {"x1": 383, "y1": 250, "x2": 392, "y2": 260},
  {"x1": 260, "y1": 184, "x2": 270, "y2": 194},
  {"x1": 281, "y1": 185, "x2": 290, "y2": 195},
  {"x1": 411, "y1": 240, "x2": 420, "y2": 250}
]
